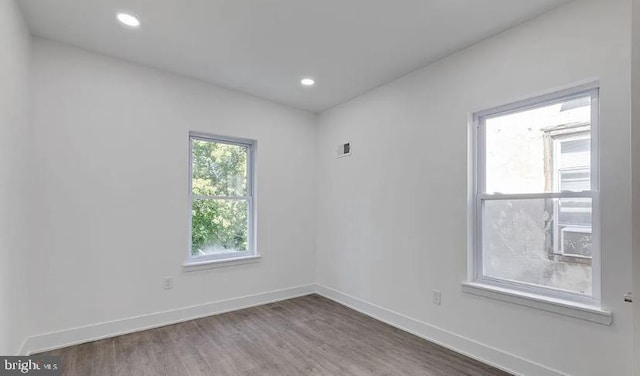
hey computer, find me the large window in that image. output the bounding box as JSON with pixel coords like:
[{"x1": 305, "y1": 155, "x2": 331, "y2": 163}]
[
  {"x1": 470, "y1": 85, "x2": 599, "y2": 305},
  {"x1": 188, "y1": 133, "x2": 256, "y2": 264}
]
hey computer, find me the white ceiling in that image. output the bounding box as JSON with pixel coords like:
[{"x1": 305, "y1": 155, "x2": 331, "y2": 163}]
[{"x1": 19, "y1": 0, "x2": 570, "y2": 112}]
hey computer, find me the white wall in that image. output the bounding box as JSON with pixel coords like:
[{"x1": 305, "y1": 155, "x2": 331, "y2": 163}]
[
  {"x1": 632, "y1": 0, "x2": 640, "y2": 374},
  {"x1": 28, "y1": 38, "x2": 317, "y2": 341},
  {"x1": 17, "y1": 2, "x2": 638, "y2": 374},
  {"x1": 0, "y1": 0, "x2": 32, "y2": 355},
  {"x1": 316, "y1": 0, "x2": 632, "y2": 375}
]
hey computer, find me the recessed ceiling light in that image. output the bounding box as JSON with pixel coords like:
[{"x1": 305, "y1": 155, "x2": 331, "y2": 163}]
[
  {"x1": 117, "y1": 12, "x2": 141, "y2": 28},
  {"x1": 301, "y1": 78, "x2": 315, "y2": 86}
]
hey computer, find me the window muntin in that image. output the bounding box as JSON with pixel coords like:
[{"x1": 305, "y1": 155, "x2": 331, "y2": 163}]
[
  {"x1": 473, "y1": 86, "x2": 599, "y2": 303},
  {"x1": 189, "y1": 133, "x2": 255, "y2": 262}
]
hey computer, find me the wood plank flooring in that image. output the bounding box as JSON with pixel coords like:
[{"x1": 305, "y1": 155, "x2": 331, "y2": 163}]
[{"x1": 38, "y1": 294, "x2": 511, "y2": 376}]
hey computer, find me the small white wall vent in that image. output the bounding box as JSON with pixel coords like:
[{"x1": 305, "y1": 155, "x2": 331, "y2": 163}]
[{"x1": 337, "y1": 142, "x2": 351, "y2": 158}]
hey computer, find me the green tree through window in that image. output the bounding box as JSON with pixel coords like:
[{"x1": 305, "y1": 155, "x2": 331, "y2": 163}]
[{"x1": 190, "y1": 137, "x2": 251, "y2": 256}]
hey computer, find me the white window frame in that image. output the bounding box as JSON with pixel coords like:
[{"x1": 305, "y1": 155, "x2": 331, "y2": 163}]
[
  {"x1": 465, "y1": 83, "x2": 607, "y2": 321},
  {"x1": 184, "y1": 132, "x2": 259, "y2": 270}
]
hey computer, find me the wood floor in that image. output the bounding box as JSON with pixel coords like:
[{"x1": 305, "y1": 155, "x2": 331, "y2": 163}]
[{"x1": 39, "y1": 294, "x2": 511, "y2": 376}]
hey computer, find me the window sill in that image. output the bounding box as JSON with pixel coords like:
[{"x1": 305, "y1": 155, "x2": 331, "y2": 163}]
[
  {"x1": 461, "y1": 281, "x2": 612, "y2": 325},
  {"x1": 183, "y1": 255, "x2": 261, "y2": 272}
]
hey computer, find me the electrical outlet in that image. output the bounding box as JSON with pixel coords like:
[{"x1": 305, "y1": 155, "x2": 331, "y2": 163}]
[
  {"x1": 163, "y1": 277, "x2": 173, "y2": 290},
  {"x1": 433, "y1": 290, "x2": 442, "y2": 305}
]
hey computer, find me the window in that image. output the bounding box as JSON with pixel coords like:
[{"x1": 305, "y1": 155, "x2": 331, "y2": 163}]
[
  {"x1": 188, "y1": 133, "x2": 256, "y2": 265},
  {"x1": 470, "y1": 85, "x2": 600, "y2": 306},
  {"x1": 549, "y1": 133, "x2": 592, "y2": 260}
]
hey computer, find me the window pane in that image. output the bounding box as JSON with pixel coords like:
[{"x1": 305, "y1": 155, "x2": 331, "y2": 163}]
[
  {"x1": 482, "y1": 198, "x2": 592, "y2": 295},
  {"x1": 484, "y1": 95, "x2": 591, "y2": 194},
  {"x1": 191, "y1": 139, "x2": 248, "y2": 196},
  {"x1": 191, "y1": 199, "x2": 248, "y2": 256}
]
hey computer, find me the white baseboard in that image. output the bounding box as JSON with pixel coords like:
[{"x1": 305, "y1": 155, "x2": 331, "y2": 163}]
[
  {"x1": 20, "y1": 283, "x2": 565, "y2": 376},
  {"x1": 315, "y1": 284, "x2": 565, "y2": 376},
  {"x1": 20, "y1": 284, "x2": 315, "y2": 355}
]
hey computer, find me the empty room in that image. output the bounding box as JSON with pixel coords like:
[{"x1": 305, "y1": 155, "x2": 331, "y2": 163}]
[{"x1": 2, "y1": 0, "x2": 640, "y2": 375}]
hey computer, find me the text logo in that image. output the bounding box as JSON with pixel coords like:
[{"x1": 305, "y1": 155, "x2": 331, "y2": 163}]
[{"x1": 0, "y1": 357, "x2": 60, "y2": 375}]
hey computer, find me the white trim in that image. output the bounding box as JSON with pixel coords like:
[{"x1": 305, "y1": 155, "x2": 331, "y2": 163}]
[
  {"x1": 474, "y1": 274, "x2": 598, "y2": 306},
  {"x1": 189, "y1": 132, "x2": 256, "y2": 146},
  {"x1": 473, "y1": 82, "x2": 600, "y2": 121},
  {"x1": 478, "y1": 192, "x2": 594, "y2": 200},
  {"x1": 187, "y1": 132, "x2": 258, "y2": 265},
  {"x1": 20, "y1": 284, "x2": 314, "y2": 355},
  {"x1": 461, "y1": 282, "x2": 612, "y2": 325},
  {"x1": 189, "y1": 249, "x2": 255, "y2": 263},
  {"x1": 588, "y1": 90, "x2": 602, "y2": 302},
  {"x1": 467, "y1": 111, "x2": 477, "y2": 283},
  {"x1": 315, "y1": 284, "x2": 565, "y2": 376},
  {"x1": 18, "y1": 284, "x2": 577, "y2": 375},
  {"x1": 469, "y1": 83, "x2": 601, "y2": 306},
  {"x1": 17, "y1": 338, "x2": 28, "y2": 357},
  {"x1": 193, "y1": 195, "x2": 251, "y2": 201},
  {"x1": 183, "y1": 254, "x2": 261, "y2": 272}
]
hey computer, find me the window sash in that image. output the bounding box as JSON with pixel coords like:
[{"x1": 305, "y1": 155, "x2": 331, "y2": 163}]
[
  {"x1": 190, "y1": 196, "x2": 253, "y2": 258},
  {"x1": 477, "y1": 191, "x2": 594, "y2": 200},
  {"x1": 474, "y1": 196, "x2": 597, "y2": 303},
  {"x1": 470, "y1": 83, "x2": 601, "y2": 305},
  {"x1": 193, "y1": 195, "x2": 251, "y2": 200},
  {"x1": 188, "y1": 133, "x2": 256, "y2": 262}
]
